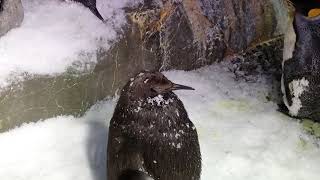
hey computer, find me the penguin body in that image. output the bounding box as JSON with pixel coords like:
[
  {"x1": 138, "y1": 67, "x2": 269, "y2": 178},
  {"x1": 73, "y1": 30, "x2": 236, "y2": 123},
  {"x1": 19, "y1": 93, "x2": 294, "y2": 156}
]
[
  {"x1": 285, "y1": 0, "x2": 320, "y2": 15},
  {"x1": 282, "y1": 12, "x2": 320, "y2": 120},
  {"x1": 118, "y1": 169, "x2": 154, "y2": 180},
  {"x1": 107, "y1": 71, "x2": 201, "y2": 180}
]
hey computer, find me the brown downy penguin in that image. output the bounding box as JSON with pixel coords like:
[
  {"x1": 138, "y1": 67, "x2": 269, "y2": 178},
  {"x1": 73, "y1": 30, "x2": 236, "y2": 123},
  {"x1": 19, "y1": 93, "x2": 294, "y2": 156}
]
[
  {"x1": 118, "y1": 169, "x2": 154, "y2": 180},
  {"x1": 107, "y1": 71, "x2": 201, "y2": 180},
  {"x1": 71, "y1": 0, "x2": 104, "y2": 21}
]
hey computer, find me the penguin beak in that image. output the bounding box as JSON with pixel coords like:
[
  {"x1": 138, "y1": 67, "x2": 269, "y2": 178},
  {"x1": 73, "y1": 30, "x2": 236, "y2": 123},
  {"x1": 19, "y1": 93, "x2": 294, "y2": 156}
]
[{"x1": 170, "y1": 83, "x2": 195, "y2": 91}]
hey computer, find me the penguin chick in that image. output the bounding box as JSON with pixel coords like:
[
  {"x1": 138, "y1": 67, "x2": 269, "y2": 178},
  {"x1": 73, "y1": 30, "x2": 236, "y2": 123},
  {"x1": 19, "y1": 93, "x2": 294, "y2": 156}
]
[{"x1": 107, "y1": 71, "x2": 201, "y2": 180}]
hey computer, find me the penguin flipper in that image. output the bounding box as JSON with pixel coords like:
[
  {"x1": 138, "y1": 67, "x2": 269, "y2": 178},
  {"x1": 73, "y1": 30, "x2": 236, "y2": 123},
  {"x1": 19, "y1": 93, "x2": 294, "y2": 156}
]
[
  {"x1": 107, "y1": 133, "x2": 151, "y2": 180},
  {"x1": 277, "y1": 103, "x2": 291, "y2": 116},
  {"x1": 89, "y1": 7, "x2": 104, "y2": 21},
  {"x1": 118, "y1": 169, "x2": 154, "y2": 180}
]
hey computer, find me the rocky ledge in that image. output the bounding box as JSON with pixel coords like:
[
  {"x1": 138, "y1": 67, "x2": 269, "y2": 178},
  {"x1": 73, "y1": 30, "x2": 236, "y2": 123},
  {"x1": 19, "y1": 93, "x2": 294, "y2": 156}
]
[
  {"x1": 0, "y1": 0, "x2": 289, "y2": 132},
  {"x1": 0, "y1": 0, "x2": 24, "y2": 37}
]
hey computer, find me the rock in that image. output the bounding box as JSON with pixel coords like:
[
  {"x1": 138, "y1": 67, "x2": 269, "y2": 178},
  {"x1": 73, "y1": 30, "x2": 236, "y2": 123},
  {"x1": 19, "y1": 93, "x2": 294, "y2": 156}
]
[
  {"x1": 228, "y1": 35, "x2": 284, "y2": 80},
  {"x1": 0, "y1": 0, "x2": 289, "y2": 132},
  {"x1": 0, "y1": 0, "x2": 24, "y2": 37},
  {"x1": 0, "y1": 66, "x2": 98, "y2": 131},
  {"x1": 0, "y1": 39, "x2": 159, "y2": 132},
  {"x1": 120, "y1": 0, "x2": 287, "y2": 71},
  {"x1": 226, "y1": 35, "x2": 284, "y2": 103},
  {"x1": 159, "y1": 0, "x2": 225, "y2": 70}
]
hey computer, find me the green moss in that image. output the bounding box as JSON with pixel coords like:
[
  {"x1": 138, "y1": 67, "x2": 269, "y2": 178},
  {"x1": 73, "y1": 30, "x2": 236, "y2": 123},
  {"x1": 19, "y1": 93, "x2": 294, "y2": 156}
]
[
  {"x1": 296, "y1": 136, "x2": 316, "y2": 151},
  {"x1": 215, "y1": 100, "x2": 251, "y2": 112},
  {"x1": 312, "y1": 123, "x2": 320, "y2": 138},
  {"x1": 301, "y1": 119, "x2": 320, "y2": 138},
  {"x1": 297, "y1": 138, "x2": 308, "y2": 150},
  {"x1": 0, "y1": 70, "x2": 112, "y2": 132},
  {"x1": 302, "y1": 119, "x2": 315, "y2": 134}
]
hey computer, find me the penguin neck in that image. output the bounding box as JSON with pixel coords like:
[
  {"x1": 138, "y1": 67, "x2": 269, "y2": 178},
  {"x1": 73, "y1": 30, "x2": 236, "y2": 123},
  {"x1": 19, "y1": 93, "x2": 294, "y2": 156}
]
[
  {"x1": 131, "y1": 92, "x2": 180, "y2": 110},
  {"x1": 117, "y1": 91, "x2": 190, "y2": 127},
  {"x1": 113, "y1": 91, "x2": 195, "y2": 147}
]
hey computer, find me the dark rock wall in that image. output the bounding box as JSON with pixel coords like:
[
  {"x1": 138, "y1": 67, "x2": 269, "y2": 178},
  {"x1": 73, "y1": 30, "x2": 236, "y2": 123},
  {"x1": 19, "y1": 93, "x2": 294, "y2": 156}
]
[
  {"x1": 200, "y1": 0, "x2": 277, "y2": 52},
  {"x1": 0, "y1": 0, "x2": 24, "y2": 37},
  {"x1": 100, "y1": 0, "x2": 284, "y2": 72},
  {"x1": 0, "y1": 0, "x2": 289, "y2": 132}
]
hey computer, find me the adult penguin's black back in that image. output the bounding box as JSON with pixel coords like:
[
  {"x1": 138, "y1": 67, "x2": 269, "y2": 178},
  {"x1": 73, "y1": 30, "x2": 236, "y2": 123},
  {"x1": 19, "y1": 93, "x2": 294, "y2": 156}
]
[
  {"x1": 107, "y1": 71, "x2": 201, "y2": 180},
  {"x1": 285, "y1": 0, "x2": 320, "y2": 15},
  {"x1": 0, "y1": 0, "x2": 3, "y2": 11},
  {"x1": 282, "y1": 12, "x2": 320, "y2": 120},
  {"x1": 72, "y1": 0, "x2": 104, "y2": 21}
]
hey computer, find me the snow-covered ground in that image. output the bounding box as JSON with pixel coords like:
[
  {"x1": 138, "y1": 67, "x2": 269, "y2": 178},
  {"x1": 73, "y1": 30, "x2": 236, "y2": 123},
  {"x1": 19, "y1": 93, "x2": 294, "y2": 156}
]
[
  {"x1": 1, "y1": 0, "x2": 320, "y2": 180},
  {"x1": 0, "y1": 64, "x2": 320, "y2": 180},
  {"x1": 0, "y1": 0, "x2": 139, "y2": 87}
]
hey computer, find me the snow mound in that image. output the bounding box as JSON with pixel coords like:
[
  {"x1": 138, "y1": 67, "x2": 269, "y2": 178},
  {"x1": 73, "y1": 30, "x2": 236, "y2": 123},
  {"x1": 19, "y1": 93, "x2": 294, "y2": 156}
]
[
  {"x1": 0, "y1": 64, "x2": 320, "y2": 180},
  {"x1": 0, "y1": 0, "x2": 140, "y2": 87}
]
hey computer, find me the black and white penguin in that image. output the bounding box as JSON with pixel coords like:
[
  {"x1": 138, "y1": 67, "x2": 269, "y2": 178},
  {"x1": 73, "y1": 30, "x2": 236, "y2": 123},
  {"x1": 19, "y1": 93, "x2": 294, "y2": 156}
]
[
  {"x1": 107, "y1": 71, "x2": 201, "y2": 180},
  {"x1": 71, "y1": 0, "x2": 104, "y2": 21},
  {"x1": 285, "y1": 0, "x2": 320, "y2": 16},
  {"x1": 282, "y1": 1, "x2": 320, "y2": 120}
]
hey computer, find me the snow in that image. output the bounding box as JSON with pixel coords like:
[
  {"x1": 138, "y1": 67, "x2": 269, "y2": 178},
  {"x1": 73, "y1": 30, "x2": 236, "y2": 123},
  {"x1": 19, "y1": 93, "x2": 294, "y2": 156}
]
[
  {"x1": 147, "y1": 95, "x2": 174, "y2": 106},
  {"x1": 165, "y1": 65, "x2": 320, "y2": 180},
  {"x1": 1, "y1": 63, "x2": 320, "y2": 180},
  {"x1": 0, "y1": 0, "x2": 140, "y2": 87},
  {"x1": 282, "y1": 22, "x2": 296, "y2": 63},
  {"x1": 284, "y1": 77, "x2": 310, "y2": 116},
  {"x1": 0, "y1": 99, "x2": 116, "y2": 180}
]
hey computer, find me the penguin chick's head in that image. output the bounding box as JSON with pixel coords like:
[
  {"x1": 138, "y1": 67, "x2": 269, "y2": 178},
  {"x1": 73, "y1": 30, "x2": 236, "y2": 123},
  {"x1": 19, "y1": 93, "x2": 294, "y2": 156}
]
[{"x1": 126, "y1": 71, "x2": 194, "y2": 100}]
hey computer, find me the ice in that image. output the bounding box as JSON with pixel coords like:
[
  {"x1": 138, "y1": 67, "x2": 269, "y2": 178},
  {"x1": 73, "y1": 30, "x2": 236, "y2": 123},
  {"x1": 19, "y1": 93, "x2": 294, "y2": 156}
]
[{"x1": 0, "y1": 64, "x2": 320, "y2": 180}]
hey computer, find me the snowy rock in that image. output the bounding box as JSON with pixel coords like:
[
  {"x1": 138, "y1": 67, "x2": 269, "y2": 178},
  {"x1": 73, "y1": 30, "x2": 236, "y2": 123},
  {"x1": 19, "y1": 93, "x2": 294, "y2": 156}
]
[
  {"x1": 226, "y1": 34, "x2": 284, "y2": 105},
  {"x1": 0, "y1": 0, "x2": 142, "y2": 132},
  {"x1": 0, "y1": 0, "x2": 290, "y2": 132},
  {"x1": 101, "y1": 0, "x2": 287, "y2": 71},
  {"x1": 3, "y1": 64, "x2": 320, "y2": 180},
  {"x1": 0, "y1": 0, "x2": 24, "y2": 37}
]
